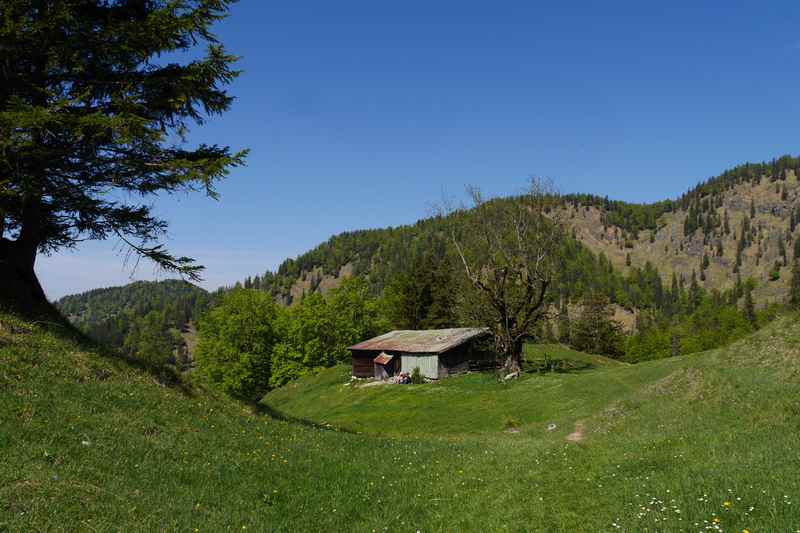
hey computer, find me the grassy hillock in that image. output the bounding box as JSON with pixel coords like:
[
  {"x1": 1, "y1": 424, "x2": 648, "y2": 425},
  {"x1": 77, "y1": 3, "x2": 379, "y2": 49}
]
[
  {"x1": 265, "y1": 323, "x2": 800, "y2": 531},
  {"x1": 3, "y1": 310, "x2": 800, "y2": 531}
]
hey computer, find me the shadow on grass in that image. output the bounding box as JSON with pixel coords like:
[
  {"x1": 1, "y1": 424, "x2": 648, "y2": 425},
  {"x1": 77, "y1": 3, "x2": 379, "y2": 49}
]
[
  {"x1": 523, "y1": 357, "x2": 594, "y2": 374},
  {"x1": 255, "y1": 402, "x2": 356, "y2": 434},
  {"x1": 2, "y1": 302, "x2": 198, "y2": 398}
]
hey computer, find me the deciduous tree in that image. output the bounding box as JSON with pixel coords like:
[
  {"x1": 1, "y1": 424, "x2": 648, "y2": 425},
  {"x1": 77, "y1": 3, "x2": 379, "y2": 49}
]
[{"x1": 447, "y1": 179, "x2": 563, "y2": 376}]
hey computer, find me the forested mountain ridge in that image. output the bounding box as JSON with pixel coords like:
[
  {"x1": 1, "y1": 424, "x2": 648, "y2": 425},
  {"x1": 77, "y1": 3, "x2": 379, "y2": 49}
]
[
  {"x1": 246, "y1": 156, "x2": 800, "y2": 309},
  {"x1": 566, "y1": 162, "x2": 800, "y2": 306},
  {"x1": 55, "y1": 280, "x2": 211, "y2": 361}
]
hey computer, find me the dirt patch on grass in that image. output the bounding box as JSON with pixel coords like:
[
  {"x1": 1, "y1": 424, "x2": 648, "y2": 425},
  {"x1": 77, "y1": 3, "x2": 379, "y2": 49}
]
[
  {"x1": 566, "y1": 422, "x2": 585, "y2": 442},
  {"x1": 358, "y1": 380, "x2": 389, "y2": 389}
]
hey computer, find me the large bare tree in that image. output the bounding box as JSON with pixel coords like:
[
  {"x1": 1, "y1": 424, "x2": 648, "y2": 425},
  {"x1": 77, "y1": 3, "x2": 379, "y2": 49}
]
[{"x1": 448, "y1": 178, "x2": 563, "y2": 376}]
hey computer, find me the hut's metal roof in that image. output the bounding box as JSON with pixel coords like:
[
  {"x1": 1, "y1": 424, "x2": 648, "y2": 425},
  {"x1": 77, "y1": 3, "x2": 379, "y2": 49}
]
[{"x1": 349, "y1": 328, "x2": 490, "y2": 354}]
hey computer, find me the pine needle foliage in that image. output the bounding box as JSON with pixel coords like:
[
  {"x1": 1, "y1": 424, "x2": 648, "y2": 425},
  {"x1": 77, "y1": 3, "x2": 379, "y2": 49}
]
[{"x1": 0, "y1": 1, "x2": 247, "y2": 312}]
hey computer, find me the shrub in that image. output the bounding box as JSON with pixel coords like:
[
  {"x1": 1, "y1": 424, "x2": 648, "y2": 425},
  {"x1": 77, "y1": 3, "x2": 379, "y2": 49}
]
[{"x1": 410, "y1": 367, "x2": 424, "y2": 384}]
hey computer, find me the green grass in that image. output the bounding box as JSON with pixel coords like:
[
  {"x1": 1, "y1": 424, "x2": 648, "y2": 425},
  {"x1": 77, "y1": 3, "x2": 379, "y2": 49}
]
[
  {"x1": 524, "y1": 342, "x2": 627, "y2": 370},
  {"x1": 3, "y1": 311, "x2": 800, "y2": 531}
]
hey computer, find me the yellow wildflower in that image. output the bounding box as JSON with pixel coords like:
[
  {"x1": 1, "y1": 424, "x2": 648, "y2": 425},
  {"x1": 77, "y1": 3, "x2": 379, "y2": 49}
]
[{"x1": 724, "y1": 501, "x2": 732, "y2": 508}]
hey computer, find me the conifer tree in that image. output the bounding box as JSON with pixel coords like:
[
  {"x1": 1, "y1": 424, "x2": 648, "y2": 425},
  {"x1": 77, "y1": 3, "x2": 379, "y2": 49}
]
[
  {"x1": 689, "y1": 270, "x2": 701, "y2": 311},
  {"x1": 557, "y1": 300, "x2": 571, "y2": 345},
  {"x1": 570, "y1": 293, "x2": 623, "y2": 357},
  {"x1": 779, "y1": 234, "x2": 788, "y2": 266},
  {"x1": 743, "y1": 286, "x2": 757, "y2": 326},
  {"x1": 790, "y1": 260, "x2": 800, "y2": 309},
  {"x1": 0, "y1": 1, "x2": 246, "y2": 316},
  {"x1": 671, "y1": 272, "x2": 679, "y2": 303}
]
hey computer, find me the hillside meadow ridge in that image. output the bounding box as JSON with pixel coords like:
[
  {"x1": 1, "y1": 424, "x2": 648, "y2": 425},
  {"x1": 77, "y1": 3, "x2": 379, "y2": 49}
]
[
  {"x1": 3, "y1": 312, "x2": 800, "y2": 531},
  {"x1": 4, "y1": 1, "x2": 800, "y2": 531}
]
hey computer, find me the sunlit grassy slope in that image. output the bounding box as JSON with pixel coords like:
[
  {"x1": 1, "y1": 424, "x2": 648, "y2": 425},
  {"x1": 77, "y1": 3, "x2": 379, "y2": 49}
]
[{"x1": 3, "y1": 311, "x2": 800, "y2": 531}]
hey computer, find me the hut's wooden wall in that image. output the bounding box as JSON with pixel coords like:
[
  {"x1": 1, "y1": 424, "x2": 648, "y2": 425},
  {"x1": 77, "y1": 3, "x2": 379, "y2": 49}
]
[
  {"x1": 351, "y1": 351, "x2": 376, "y2": 378},
  {"x1": 400, "y1": 354, "x2": 439, "y2": 378}
]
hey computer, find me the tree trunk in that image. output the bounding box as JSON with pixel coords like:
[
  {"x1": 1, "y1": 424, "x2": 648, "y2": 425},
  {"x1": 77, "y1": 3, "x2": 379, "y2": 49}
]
[
  {"x1": 501, "y1": 340, "x2": 524, "y2": 377},
  {"x1": 0, "y1": 239, "x2": 58, "y2": 320}
]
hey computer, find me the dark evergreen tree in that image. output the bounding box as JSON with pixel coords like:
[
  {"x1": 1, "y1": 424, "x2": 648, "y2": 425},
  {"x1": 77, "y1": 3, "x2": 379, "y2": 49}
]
[
  {"x1": 743, "y1": 287, "x2": 757, "y2": 326},
  {"x1": 723, "y1": 209, "x2": 731, "y2": 235},
  {"x1": 670, "y1": 273, "x2": 679, "y2": 306},
  {"x1": 557, "y1": 300, "x2": 571, "y2": 344},
  {"x1": 790, "y1": 260, "x2": 800, "y2": 309},
  {"x1": 779, "y1": 233, "x2": 788, "y2": 266},
  {"x1": 689, "y1": 270, "x2": 701, "y2": 311},
  {"x1": 570, "y1": 294, "x2": 624, "y2": 357},
  {"x1": 0, "y1": 0, "x2": 246, "y2": 316}
]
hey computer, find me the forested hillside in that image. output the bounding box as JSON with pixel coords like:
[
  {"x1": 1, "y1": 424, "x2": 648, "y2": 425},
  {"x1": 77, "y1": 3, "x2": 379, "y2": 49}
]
[
  {"x1": 247, "y1": 156, "x2": 800, "y2": 309},
  {"x1": 224, "y1": 157, "x2": 800, "y2": 364},
  {"x1": 57, "y1": 157, "x2": 800, "y2": 377},
  {"x1": 567, "y1": 156, "x2": 800, "y2": 307},
  {"x1": 55, "y1": 280, "x2": 212, "y2": 366}
]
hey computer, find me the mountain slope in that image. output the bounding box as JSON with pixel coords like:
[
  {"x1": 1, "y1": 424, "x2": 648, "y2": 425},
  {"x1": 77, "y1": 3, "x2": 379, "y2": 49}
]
[
  {"x1": 54, "y1": 280, "x2": 211, "y2": 352},
  {"x1": 251, "y1": 156, "x2": 800, "y2": 309},
  {"x1": 567, "y1": 167, "x2": 800, "y2": 305},
  {"x1": 3, "y1": 310, "x2": 800, "y2": 530},
  {"x1": 56, "y1": 279, "x2": 210, "y2": 329}
]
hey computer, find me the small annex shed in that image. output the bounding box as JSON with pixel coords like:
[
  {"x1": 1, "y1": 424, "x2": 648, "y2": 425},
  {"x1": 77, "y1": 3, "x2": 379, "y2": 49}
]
[{"x1": 349, "y1": 328, "x2": 491, "y2": 380}]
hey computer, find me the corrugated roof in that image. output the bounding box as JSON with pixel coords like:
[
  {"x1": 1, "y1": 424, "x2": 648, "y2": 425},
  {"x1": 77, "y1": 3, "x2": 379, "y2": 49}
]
[
  {"x1": 373, "y1": 353, "x2": 394, "y2": 365},
  {"x1": 349, "y1": 327, "x2": 490, "y2": 354}
]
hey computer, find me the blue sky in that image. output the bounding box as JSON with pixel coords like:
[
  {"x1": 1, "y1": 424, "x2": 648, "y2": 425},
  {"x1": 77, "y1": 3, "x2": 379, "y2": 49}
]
[{"x1": 38, "y1": 0, "x2": 800, "y2": 299}]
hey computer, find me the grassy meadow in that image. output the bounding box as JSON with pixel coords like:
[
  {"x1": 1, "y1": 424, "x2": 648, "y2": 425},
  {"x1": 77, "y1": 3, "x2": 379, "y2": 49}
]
[{"x1": 3, "y1": 311, "x2": 800, "y2": 531}]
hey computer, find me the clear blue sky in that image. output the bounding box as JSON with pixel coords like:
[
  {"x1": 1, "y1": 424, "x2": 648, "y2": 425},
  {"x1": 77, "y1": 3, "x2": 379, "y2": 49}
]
[{"x1": 38, "y1": 0, "x2": 800, "y2": 299}]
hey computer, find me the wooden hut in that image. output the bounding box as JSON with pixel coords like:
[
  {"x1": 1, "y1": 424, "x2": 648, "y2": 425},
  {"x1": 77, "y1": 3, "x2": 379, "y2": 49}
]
[{"x1": 349, "y1": 328, "x2": 491, "y2": 380}]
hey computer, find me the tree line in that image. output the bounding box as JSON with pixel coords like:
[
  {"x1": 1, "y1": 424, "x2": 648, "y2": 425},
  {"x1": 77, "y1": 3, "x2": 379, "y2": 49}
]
[
  {"x1": 56, "y1": 280, "x2": 211, "y2": 366},
  {"x1": 195, "y1": 278, "x2": 386, "y2": 400}
]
